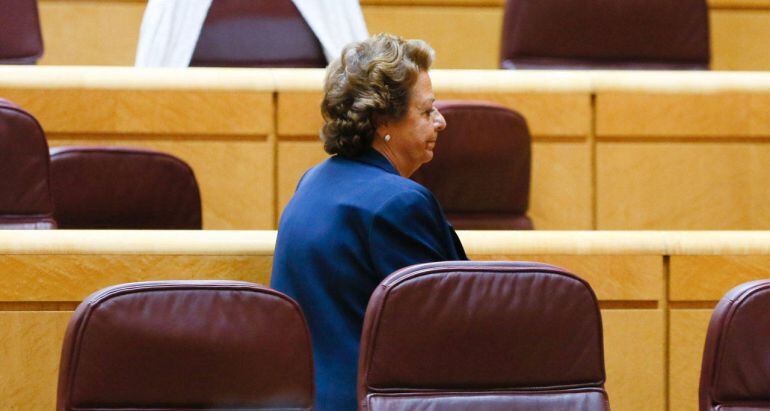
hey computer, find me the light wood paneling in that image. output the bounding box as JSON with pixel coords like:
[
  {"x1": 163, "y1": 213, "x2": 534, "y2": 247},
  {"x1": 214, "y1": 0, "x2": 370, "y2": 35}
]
[
  {"x1": 457, "y1": 231, "x2": 770, "y2": 256},
  {"x1": 468, "y1": 255, "x2": 663, "y2": 301},
  {"x1": 362, "y1": 6, "x2": 503, "y2": 69},
  {"x1": 710, "y1": 0, "x2": 770, "y2": 8},
  {"x1": 0, "y1": 254, "x2": 272, "y2": 301},
  {"x1": 38, "y1": 0, "x2": 146, "y2": 66},
  {"x1": 530, "y1": 140, "x2": 591, "y2": 229},
  {"x1": 438, "y1": 92, "x2": 591, "y2": 138},
  {"x1": 275, "y1": 90, "x2": 326, "y2": 223},
  {"x1": 596, "y1": 141, "x2": 770, "y2": 230},
  {"x1": 0, "y1": 89, "x2": 273, "y2": 136},
  {"x1": 277, "y1": 141, "x2": 330, "y2": 217},
  {"x1": 6, "y1": 230, "x2": 768, "y2": 258},
  {"x1": 277, "y1": 92, "x2": 324, "y2": 136},
  {"x1": 0, "y1": 312, "x2": 72, "y2": 409},
  {"x1": 0, "y1": 230, "x2": 278, "y2": 254},
  {"x1": 48, "y1": 138, "x2": 275, "y2": 229},
  {"x1": 596, "y1": 89, "x2": 770, "y2": 138},
  {"x1": 669, "y1": 309, "x2": 712, "y2": 411},
  {"x1": 670, "y1": 256, "x2": 770, "y2": 301},
  {"x1": 597, "y1": 92, "x2": 751, "y2": 138},
  {"x1": 711, "y1": 10, "x2": 770, "y2": 70},
  {"x1": 603, "y1": 309, "x2": 665, "y2": 411}
]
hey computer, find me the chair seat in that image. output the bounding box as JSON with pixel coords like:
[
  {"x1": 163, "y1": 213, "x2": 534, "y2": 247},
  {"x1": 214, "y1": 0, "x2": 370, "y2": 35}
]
[
  {"x1": 359, "y1": 261, "x2": 609, "y2": 410},
  {"x1": 49, "y1": 147, "x2": 202, "y2": 229},
  {"x1": 411, "y1": 101, "x2": 533, "y2": 230},
  {"x1": 500, "y1": 0, "x2": 710, "y2": 70},
  {"x1": 190, "y1": 0, "x2": 326, "y2": 68},
  {"x1": 57, "y1": 280, "x2": 314, "y2": 410}
]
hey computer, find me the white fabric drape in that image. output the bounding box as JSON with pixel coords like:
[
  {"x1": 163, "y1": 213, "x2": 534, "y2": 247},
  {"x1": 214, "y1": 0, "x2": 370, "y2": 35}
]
[
  {"x1": 291, "y1": 0, "x2": 368, "y2": 63},
  {"x1": 135, "y1": 0, "x2": 213, "y2": 67},
  {"x1": 134, "y1": 0, "x2": 368, "y2": 67}
]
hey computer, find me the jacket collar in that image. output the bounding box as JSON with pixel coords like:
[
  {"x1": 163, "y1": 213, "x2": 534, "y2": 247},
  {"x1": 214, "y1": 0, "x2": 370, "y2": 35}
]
[{"x1": 352, "y1": 147, "x2": 400, "y2": 176}]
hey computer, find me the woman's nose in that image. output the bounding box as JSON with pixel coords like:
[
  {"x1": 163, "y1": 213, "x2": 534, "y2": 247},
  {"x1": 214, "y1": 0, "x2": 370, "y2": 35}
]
[{"x1": 434, "y1": 109, "x2": 446, "y2": 131}]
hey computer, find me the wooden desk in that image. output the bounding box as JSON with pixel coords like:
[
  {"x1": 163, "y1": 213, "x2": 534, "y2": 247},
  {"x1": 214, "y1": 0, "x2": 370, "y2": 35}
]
[
  {"x1": 593, "y1": 71, "x2": 770, "y2": 229},
  {"x1": 274, "y1": 69, "x2": 593, "y2": 229},
  {"x1": 0, "y1": 66, "x2": 276, "y2": 229},
  {"x1": 3, "y1": 230, "x2": 770, "y2": 409}
]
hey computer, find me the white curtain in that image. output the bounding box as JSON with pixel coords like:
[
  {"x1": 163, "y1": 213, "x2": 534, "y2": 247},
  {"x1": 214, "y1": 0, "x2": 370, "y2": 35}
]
[
  {"x1": 134, "y1": 0, "x2": 213, "y2": 67},
  {"x1": 135, "y1": 0, "x2": 368, "y2": 67},
  {"x1": 292, "y1": 0, "x2": 368, "y2": 63}
]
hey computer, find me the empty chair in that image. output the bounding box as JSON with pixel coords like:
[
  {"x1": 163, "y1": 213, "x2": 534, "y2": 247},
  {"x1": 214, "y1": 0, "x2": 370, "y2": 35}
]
[
  {"x1": 500, "y1": 0, "x2": 710, "y2": 69},
  {"x1": 411, "y1": 101, "x2": 533, "y2": 229},
  {"x1": 49, "y1": 147, "x2": 202, "y2": 229},
  {"x1": 700, "y1": 280, "x2": 770, "y2": 410},
  {"x1": 190, "y1": 0, "x2": 326, "y2": 68},
  {"x1": 0, "y1": 98, "x2": 56, "y2": 229},
  {"x1": 358, "y1": 261, "x2": 609, "y2": 411},
  {"x1": 57, "y1": 280, "x2": 314, "y2": 411},
  {"x1": 0, "y1": 0, "x2": 44, "y2": 64}
]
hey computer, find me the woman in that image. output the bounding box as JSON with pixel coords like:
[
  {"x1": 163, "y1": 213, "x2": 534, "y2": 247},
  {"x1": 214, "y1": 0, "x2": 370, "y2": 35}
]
[{"x1": 271, "y1": 33, "x2": 467, "y2": 410}]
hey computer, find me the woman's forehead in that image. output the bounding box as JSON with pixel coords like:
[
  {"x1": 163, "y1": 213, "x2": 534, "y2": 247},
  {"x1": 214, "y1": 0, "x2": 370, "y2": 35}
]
[{"x1": 411, "y1": 72, "x2": 434, "y2": 106}]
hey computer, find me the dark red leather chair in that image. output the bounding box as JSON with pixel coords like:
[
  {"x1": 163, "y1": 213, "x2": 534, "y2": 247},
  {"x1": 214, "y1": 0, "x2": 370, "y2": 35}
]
[
  {"x1": 49, "y1": 147, "x2": 202, "y2": 229},
  {"x1": 0, "y1": 0, "x2": 44, "y2": 64},
  {"x1": 57, "y1": 280, "x2": 314, "y2": 411},
  {"x1": 0, "y1": 98, "x2": 56, "y2": 229},
  {"x1": 190, "y1": 0, "x2": 326, "y2": 68},
  {"x1": 500, "y1": 0, "x2": 710, "y2": 70},
  {"x1": 358, "y1": 261, "x2": 609, "y2": 411},
  {"x1": 700, "y1": 280, "x2": 770, "y2": 410},
  {"x1": 411, "y1": 101, "x2": 533, "y2": 230}
]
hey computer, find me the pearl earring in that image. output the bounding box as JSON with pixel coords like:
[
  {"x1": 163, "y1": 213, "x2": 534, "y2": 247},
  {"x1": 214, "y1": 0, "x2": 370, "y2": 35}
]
[{"x1": 384, "y1": 134, "x2": 391, "y2": 142}]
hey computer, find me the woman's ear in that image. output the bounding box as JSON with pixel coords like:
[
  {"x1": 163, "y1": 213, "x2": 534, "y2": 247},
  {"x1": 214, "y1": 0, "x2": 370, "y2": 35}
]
[
  {"x1": 373, "y1": 115, "x2": 389, "y2": 139},
  {"x1": 375, "y1": 124, "x2": 388, "y2": 140}
]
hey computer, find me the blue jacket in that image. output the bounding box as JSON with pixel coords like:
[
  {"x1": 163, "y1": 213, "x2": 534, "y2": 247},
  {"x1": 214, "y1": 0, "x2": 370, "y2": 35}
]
[{"x1": 271, "y1": 148, "x2": 467, "y2": 410}]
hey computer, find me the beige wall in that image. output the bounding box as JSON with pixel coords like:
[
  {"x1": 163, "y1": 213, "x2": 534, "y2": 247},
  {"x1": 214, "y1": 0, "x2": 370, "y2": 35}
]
[
  {"x1": 2, "y1": 230, "x2": 770, "y2": 409},
  {"x1": 36, "y1": 0, "x2": 770, "y2": 70}
]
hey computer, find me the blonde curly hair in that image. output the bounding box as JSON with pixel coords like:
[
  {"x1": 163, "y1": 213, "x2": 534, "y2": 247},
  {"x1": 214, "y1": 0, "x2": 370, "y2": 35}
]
[{"x1": 320, "y1": 33, "x2": 435, "y2": 157}]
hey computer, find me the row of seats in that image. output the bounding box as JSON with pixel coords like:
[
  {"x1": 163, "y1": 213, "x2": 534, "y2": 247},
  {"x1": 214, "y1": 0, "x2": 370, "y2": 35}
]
[
  {"x1": 1, "y1": 97, "x2": 534, "y2": 230},
  {"x1": 1, "y1": 0, "x2": 710, "y2": 69},
  {"x1": 57, "y1": 261, "x2": 609, "y2": 410},
  {"x1": 56, "y1": 261, "x2": 770, "y2": 410},
  {"x1": 0, "y1": 98, "x2": 202, "y2": 229}
]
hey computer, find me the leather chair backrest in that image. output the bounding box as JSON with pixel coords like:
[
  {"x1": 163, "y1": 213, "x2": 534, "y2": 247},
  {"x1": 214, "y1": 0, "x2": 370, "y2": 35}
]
[
  {"x1": 57, "y1": 280, "x2": 314, "y2": 411},
  {"x1": 49, "y1": 147, "x2": 202, "y2": 229},
  {"x1": 411, "y1": 101, "x2": 533, "y2": 229},
  {"x1": 190, "y1": 0, "x2": 326, "y2": 68},
  {"x1": 358, "y1": 261, "x2": 609, "y2": 411},
  {"x1": 0, "y1": 0, "x2": 44, "y2": 64},
  {"x1": 700, "y1": 280, "x2": 770, "y2": 410},
  {"x1": 0, "y1": 98, "x2": 56, "y2": 229},
  {"x1": 500, "y1": 0, "x2": 710, "y2": 70}
]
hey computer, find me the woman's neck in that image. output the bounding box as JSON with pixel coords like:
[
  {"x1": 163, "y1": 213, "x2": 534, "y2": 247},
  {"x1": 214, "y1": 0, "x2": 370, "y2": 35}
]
[{"x1": 371, "y1": 140, "x2": 417, "y2": 178}]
